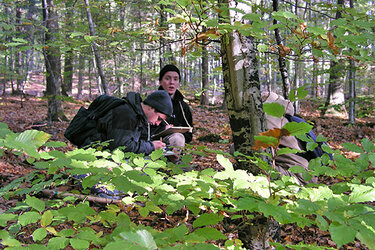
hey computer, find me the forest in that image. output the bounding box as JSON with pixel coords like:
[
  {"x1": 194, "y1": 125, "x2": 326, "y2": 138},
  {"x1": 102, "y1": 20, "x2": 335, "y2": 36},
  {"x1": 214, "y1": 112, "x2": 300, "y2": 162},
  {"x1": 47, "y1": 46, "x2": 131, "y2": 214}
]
[{"x1": 0, "y1": 0, "x2": 374, "y2": 249}]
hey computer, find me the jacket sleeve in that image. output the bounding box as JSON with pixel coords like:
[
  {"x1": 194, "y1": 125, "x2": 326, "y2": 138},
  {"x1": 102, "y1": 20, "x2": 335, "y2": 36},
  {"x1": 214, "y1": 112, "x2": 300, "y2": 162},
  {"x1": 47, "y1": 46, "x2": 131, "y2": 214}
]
[{"x1": 98, "y1": 106, "x2": 155, "y2": 155}]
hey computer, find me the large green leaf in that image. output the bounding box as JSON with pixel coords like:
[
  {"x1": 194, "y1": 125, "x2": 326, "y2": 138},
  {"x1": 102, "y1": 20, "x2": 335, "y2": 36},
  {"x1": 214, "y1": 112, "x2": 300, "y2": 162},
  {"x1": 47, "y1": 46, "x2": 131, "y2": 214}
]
[
  {"x1": 282, "y1": 122, "x2": 313, "y2": 136},
  {"x1": 193, "y1": 213, "x2": 224, "y2": 228},
  {"x1": 32, "y1": 228, "x2": 47, "y2": 242},
  {"x1": 18, "y1": 211, "x2": 41, "y2": 226},
  {"x1": 25, "y1": 195, "x2": 45, "y2": 212},
  {"x1": 119, "y1": 229, "x2": 157, "y2": 250},
  {"x1": 263, "y1": 102, "x2": 285, "y2": 118},
  {"x1": 14, "y1": 130, "x2": 51, "y2": 148},
  {"x1": 329, "y1": 223, "x2": 357, "y2": 247}
]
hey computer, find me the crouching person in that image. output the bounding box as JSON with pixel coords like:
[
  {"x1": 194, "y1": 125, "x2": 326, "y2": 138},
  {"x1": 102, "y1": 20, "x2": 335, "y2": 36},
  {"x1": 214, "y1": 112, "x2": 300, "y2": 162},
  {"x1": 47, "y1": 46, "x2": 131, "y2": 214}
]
[
  {"x1": 262, "y1": 92, "x2": 318, "y2": 185},
  {"x1": 81, "y1": 90, "x2": 173, "y2": 155}
]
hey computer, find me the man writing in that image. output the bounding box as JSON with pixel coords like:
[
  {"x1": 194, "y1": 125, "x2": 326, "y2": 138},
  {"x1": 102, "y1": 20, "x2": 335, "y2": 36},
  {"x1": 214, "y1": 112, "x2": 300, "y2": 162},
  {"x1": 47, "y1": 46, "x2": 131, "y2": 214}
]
[
  {"x1": 80, "y1": 90, "x2": 173, "y2": 155},
  {"x1": 152, "y1": 64, "x2": 193, "y2": 157}
]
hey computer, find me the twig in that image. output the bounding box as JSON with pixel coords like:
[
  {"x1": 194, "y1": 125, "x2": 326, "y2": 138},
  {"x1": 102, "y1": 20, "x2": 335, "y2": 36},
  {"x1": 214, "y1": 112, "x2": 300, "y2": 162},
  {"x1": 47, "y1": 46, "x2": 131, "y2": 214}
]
[{"x1": 41, "y1": 189, "x2": 122, "y2": 204}]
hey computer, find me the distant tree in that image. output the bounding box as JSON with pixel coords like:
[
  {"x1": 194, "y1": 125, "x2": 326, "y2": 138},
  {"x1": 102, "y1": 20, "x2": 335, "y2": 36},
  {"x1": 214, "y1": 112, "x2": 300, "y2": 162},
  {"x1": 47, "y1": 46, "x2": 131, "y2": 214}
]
[
  {"x1": 348, "y1": 0, "x2": 356, "y2": 124},
  {"x1": 42, "y1": 0, "x2": 67, "y2": 123},
  {"x1": 272, "y1": 0, "x2": 291, "y2": 99},
  {"x1": 200, "y1": 43, "x2": 209, "y2": 105},
  {"x1": 61, "y1": 2, "x2": 74, "y2": 96},
  {"x1": 84, "y1": 0, "x2": 108, "y2": 95},
  {"x1": 321, "y1": 0, "x2": 347, "y2": 117}
]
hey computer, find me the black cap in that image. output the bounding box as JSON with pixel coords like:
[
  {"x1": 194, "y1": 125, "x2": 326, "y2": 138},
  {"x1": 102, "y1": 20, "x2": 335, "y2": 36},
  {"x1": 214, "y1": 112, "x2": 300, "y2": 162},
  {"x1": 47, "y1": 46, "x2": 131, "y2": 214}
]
[
  {"x1": 143, "y1": 90, "x2": 173, "y2": 117},
  {"x1": 159, "y1": 64, "x2": 180, "y2": 81}
]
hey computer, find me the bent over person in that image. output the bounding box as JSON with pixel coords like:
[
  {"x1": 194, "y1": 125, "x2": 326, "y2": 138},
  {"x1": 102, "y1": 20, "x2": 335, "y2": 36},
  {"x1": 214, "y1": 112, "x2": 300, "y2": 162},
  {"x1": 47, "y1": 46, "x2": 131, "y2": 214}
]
[
  {"x1": 80, "y1": 90, "x2": 173, "y2": 155},
  {"x1": 151, "y1": 64, "x2": 193, "y2": 159}
]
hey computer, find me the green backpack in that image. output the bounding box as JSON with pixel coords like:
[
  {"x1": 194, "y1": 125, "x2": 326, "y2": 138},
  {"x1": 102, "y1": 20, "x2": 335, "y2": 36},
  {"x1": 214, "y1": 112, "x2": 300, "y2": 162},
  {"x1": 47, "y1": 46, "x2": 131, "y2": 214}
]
[{"x1": 64, "y1": 95, "x2": 126, "y2": 147}]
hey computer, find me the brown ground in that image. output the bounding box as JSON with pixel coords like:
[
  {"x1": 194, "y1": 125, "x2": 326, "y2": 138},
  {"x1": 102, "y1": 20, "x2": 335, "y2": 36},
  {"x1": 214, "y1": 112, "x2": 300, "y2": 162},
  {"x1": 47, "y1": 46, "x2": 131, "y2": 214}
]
[{"x1": 0, "y1": 93, "x2": 374, "y2": 249}]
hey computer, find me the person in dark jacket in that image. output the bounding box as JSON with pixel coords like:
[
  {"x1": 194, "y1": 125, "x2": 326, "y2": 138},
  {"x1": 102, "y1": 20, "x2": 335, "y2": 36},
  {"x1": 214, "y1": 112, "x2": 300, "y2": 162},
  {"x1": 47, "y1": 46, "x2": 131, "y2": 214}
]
[
  {"x1": 151, "y1": 64, "x2": 193, "y2": 156},
  {"x1": 84, "y1": 90, "x2": 173, "y2": 155}
]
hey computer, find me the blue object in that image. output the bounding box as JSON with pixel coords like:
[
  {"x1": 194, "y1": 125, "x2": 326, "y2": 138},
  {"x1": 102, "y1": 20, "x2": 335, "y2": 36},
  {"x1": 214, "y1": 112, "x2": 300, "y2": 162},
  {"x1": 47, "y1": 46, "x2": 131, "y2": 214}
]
[{"x1": 285, "y1": 114, "x2": 333, "y2": 161}]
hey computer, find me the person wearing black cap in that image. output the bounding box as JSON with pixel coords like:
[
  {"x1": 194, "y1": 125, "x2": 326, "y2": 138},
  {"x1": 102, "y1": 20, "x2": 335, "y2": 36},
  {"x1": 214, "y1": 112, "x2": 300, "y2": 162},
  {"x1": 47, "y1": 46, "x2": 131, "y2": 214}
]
[
  {"x1": 83, "y1": 90, "x2": 173, "y2": 155},
  {"x1": 152, "y1": 64, "x2": 193, "y2": 160}
]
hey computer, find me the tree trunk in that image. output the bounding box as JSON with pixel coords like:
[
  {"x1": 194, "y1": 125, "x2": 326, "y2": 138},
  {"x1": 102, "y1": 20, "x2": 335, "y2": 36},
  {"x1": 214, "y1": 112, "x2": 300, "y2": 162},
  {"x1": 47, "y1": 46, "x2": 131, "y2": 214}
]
[
  {"x1": 77, "y1": 52, "x2": 85, "y2": 99},
  {"x1": 61, "y1": 2, "x2": 74, "y2": 96},
  {"x1": 273, "y1": 0, "x2": 291, "y2": 99},
  {"x1": 200, "y1": 43, "x2": 210, "y2": 105},
  {"x1": 348, "y1": 0, "x2": 356, "y2": 124},
  {"x1": 321, "y1": 0, "x2": 347, "y2": 117},
  {"x1": 14, "y1": 7, "x2": 23, "y2": 95},
  {"x1": 84, "y1": 0, "x2": 108, "y2": 95},
  {"x1": 220, "y1": 1, "x2": 270, "y2": 247},
  {"x1": 42, "y1": 0, "x2": 67, "y2": 124}
]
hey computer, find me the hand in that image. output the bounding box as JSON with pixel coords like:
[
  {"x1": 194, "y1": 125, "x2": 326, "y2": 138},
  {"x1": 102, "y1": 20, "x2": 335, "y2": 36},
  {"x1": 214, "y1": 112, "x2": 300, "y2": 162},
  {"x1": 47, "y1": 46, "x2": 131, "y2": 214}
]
[
  {"x1": 152, "y1": 140, "x2": 165, "y2": 150},
  {"x1": 165, "y1": 124, "x2": 174, "y2": 129}
]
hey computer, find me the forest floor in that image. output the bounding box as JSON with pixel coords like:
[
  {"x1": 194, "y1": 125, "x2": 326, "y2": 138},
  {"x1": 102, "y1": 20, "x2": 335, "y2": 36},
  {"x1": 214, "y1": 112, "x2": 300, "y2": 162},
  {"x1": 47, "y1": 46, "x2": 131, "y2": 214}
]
[{"x1": 0, "y1": 93, "x2": 374, "y2": 249}]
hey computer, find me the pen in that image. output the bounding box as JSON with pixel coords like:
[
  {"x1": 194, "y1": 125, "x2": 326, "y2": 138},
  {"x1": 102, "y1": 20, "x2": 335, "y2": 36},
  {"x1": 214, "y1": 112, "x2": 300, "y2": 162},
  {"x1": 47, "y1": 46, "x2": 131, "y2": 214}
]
[{"x1": 163, "y1": 119, "x2": 170, "y2": 126}]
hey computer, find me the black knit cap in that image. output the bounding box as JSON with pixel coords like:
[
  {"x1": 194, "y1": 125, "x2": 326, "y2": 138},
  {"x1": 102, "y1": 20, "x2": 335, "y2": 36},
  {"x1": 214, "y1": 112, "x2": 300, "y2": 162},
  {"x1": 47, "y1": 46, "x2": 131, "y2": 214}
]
[
  {"x1": 159, "y1": 64, "x2": 181, "y2": 81},
  {"x1": 143, "y1": 90, "x2": 173, "y2": 117}
]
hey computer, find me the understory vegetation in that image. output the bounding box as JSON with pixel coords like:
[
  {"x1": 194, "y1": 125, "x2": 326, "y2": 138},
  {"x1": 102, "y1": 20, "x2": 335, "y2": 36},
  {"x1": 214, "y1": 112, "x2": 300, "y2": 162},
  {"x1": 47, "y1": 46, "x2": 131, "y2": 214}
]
[{"x1": 0, "y1": 106, "x2": 374, "y2": 249}]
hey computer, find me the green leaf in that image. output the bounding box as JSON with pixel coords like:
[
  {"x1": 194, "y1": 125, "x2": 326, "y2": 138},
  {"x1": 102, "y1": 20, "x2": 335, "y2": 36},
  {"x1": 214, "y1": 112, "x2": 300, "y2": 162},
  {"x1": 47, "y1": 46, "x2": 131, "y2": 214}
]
[
  {"x1": 18, "y1": 211, "x2": 41, "y2": 226},
  {"x1": 289, "y1": 166, "x2": 307, "y2": 174},
  {"x1": 193, "y1": 213, "x2": 224, "y2": 228},
  {"x1": 119, "y1": 229, "x2": 158, "y2": 249},
  {"x1": 254, "y1": 135, "x2": 279, "y2": 147},
  {"x1": 263, "y1": 103, "x2": 285, "y2": 118},
  {"x1": 58, "y1": 229, "x2": 76, "y2": 237},
  {"x1": 329, "y1": 223, "x2": 357, "y2": 247},
  {"x1": 145, "y1": 201, "x2": 163, "y2": 213},
  {"x1": 168, "y1": 15, "x2": 188, "y2": 24},
  {"x1": 282, "y1": 122, "x2": 313, "y2": 136},
  {"x1": 277, "y1": 148, "x2": 300, "y2": 156},
  {"x1": 191, "y1": 228, "x2": 226, "y2": 240},
  {"x1": 243, "y1": 13, "x2": 262, "y2": 22},
  {"x1": 282, "y1": 11, "x2": 298, "y2": 19},
  {"x1": 15, "y1": 129, "x2": 50, "y2": 148},
  {"x1": 349, "y1": 185, "x2": 375, "y2": 203},
  {"x1": 112, "y1": 149, "x2": 125, "y2": 163},
  {"x1": 0, "y1": 213, "x2": 17, "y2": 227},
  {"x1": 316, "y1": 215, "x2": 329, "y2": 231},
  {"x1": 150, "y1": 148, "x2": 163, "y2": 161},
  {"x1": 289, "y1": 86, "x2": 308, "y2": 102},
  {"x1": 48, "y1": 237, "x2": 69, "y2": 249},
  {"x1": 216, "y1": 154, "x2": 234, "y2": 171},
  {"x1": 33, "y1": 228, "x2": 47, "y2": 242},
  {"x1": 342, "y1": 142, "x2": 364, "y2": 153},
  {"x1": 139, "y1": 207, "x2": 149, "y2": 217},
  {"x1": 361, "y1": 138, "x2": 375, "y2": 153},
  {"x1": 25, "y1": 195, "x2": 45, "y2": 212},
  {"x1": 70, "y1": 238, "x2": 90, "y2": 249},
  {"x1": 1, "y1": 237, "x2": 22, "y2": 247},
  {"x1": 181, "y1": 154, "x2": 193, "y2": 164},
  {"x1": 41, "y1": 210, "x2": 53, "y2": 227},
  {"x1": 133, "y1": 157, "x2": 146, "y2": 168}
]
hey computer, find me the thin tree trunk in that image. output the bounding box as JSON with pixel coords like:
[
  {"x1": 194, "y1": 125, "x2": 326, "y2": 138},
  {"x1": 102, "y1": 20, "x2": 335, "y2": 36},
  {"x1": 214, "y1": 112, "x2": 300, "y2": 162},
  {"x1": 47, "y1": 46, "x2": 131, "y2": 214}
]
[
  {"x1": 84, "y1": 0, "x2": 108, "y2": 95},
  {"x1": 348, "y1": 0, "x2": 356, "y2": 124},
  {"x1": 321, "y1": 0, "x2": 347, "y2": 117},
  {"x1": 77, "y1": 52, "x2": 85, "y2": 99},
  {"x1": 200, "y1": 43, "x2": 209, "y2": 105},
  {"x1": 273, "y1": 0, "x2": 291, "y2": 99},
  {"x1": 14, "y1": 7, "x2": 23, "y2": 95},
  {"x1": 42, "y1": 0, "x2": 67, "y2": 124},
  {"x1": 61, "y1": 2, "x2": 74, "y2": 96}
]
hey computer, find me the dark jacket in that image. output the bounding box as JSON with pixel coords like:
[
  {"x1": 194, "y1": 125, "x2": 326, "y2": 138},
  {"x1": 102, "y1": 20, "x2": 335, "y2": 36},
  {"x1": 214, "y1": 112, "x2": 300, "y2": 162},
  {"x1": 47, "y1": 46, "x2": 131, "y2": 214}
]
[
  {"x1": 84, "y1": 92, "x2": 154, "y2": 155},
  {"x1": 152, "y1": 87, "x2": 193, "y2": 143}
]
